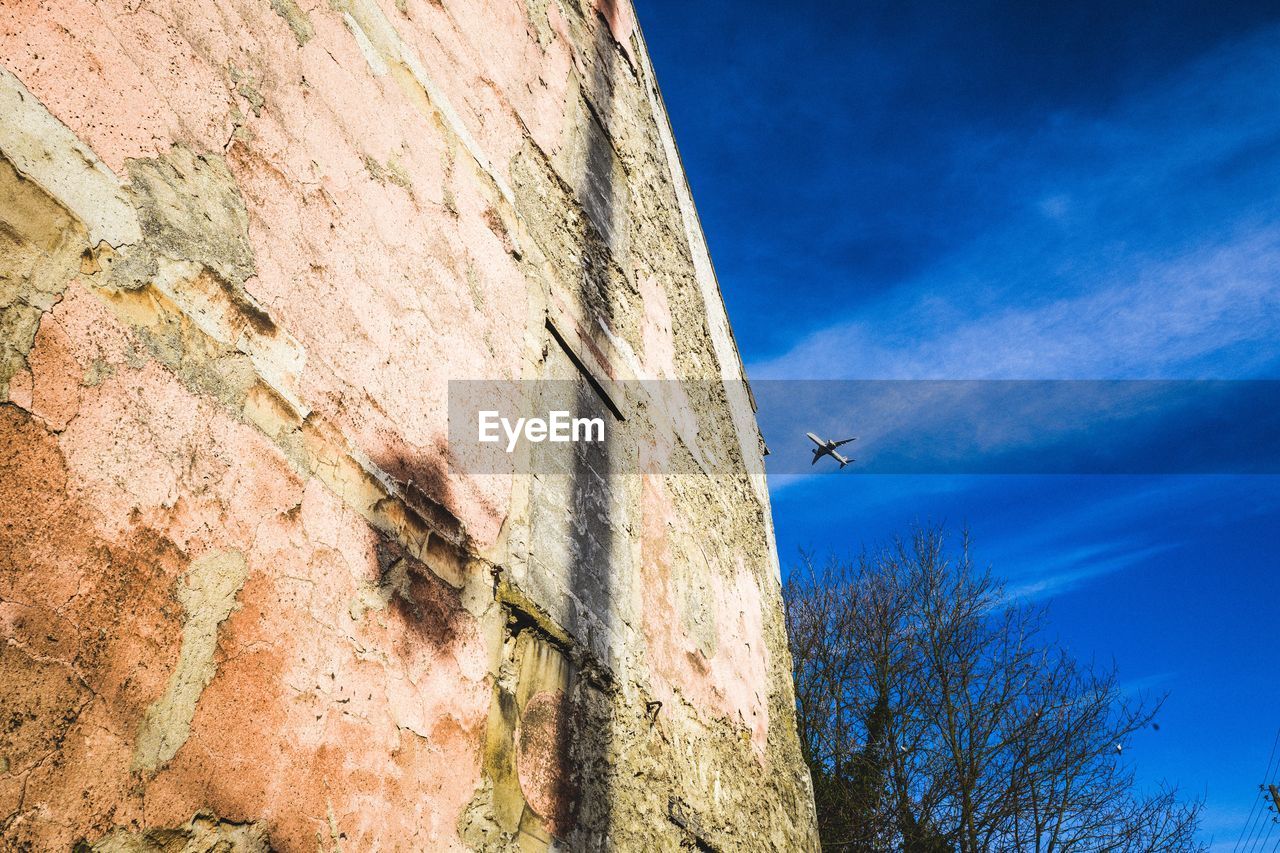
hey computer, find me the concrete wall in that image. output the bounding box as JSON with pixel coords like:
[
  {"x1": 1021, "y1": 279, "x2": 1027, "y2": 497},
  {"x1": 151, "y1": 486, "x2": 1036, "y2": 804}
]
[{"x1": 0, "y1": 0, "x2": 819, "y2": 849}]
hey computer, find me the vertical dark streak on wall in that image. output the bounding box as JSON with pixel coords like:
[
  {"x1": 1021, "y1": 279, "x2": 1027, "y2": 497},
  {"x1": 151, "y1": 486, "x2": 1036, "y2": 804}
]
[{"x1": 567, "y1": 2, "x2": 621, "y2": 846}]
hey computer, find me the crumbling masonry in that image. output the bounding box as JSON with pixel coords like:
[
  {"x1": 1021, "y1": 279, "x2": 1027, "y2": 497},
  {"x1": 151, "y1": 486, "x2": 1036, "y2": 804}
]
[{"x1": 0, "y1": 0, "x2": 820, "y2": 849}]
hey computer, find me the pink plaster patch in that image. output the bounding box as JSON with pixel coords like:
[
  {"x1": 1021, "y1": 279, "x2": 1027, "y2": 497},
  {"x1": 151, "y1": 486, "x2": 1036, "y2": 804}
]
[
  {"x1": 709, "y1": 558, "x2": 771, "y2": 755},
  {"x1": 26, "y1": 315, "x2": 83, "y2": 432},
  {"x1": 516, "y1": 689, "x2": 575, "y2": 837},
  {"x1": 592, "y1": 0, "x2": 636, "y2": 64},
  {"x1": 57, "y1": 361, "x2": 196, "y2": 530},
  {"x1": 0, "y1": 0, "x2": 234, "y2": 171},
  {"x1": 47, "y1": 282, "x2": 136, "y2": 368},
  {"x1": 7, "y1": 367, "x2": 33, "y2": 409},
  {"x1": 639, "y1": 273, "x2": 676, "y2": 380},
  {"x1": 639, "y1": 476, "x2": 771, "y2": 760}
]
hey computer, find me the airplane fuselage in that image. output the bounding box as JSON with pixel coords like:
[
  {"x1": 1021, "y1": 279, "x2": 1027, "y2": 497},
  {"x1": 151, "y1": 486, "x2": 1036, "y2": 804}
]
[{"x1": 806, "y1": 432, "x2": 856, "y2": 468}]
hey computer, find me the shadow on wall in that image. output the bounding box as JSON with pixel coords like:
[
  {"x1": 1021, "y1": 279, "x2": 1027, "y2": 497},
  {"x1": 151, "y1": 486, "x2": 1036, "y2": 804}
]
[
  {"x1": 488, "y1": 1, "x2": 632, "y2": 847},
  {"x1": 565, "y1": 2, "x2": 625, "y2": 848}
]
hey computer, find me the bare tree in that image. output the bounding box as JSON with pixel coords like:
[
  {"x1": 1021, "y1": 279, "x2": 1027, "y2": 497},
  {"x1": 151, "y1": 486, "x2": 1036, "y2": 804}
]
[{"x1": 786, "y1": 525, "x2": 1203, "y2": 852}]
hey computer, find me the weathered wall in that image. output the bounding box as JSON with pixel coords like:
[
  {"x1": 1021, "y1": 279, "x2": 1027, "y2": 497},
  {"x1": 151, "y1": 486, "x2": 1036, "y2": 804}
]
[{"x1": 0, "y1": 0, "x2": 818, "y2": 849}]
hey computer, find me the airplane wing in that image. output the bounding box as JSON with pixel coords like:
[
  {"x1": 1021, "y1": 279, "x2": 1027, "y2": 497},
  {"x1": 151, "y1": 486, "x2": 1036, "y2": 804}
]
[
  {"x1": 805, "y1": 432, "x2": 823, "y2": 447},
  {"x1": 833, "y1": 437, "x2": 857, "y2": 447}
]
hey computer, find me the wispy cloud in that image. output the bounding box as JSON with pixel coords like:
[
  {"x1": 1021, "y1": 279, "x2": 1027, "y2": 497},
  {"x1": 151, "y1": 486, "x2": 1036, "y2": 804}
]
[
  {"x1": 750, "y1": 27, "x2": 1280, "y2": 382},
  {"x1": 1000, "y1": 541, "x2": 1174, "y2": 602},
  {"x1": 754, "y1": 379, "x2": 1280, "y2": 475},
  {"x1": 1120, "y1": 671, "x2": 1178, "y2": 697},
  {"x1": 975, "y1": 480, "x2": 1200, "y2": 602},
  {"x1": 754, "y1": 228, "x2": 1280, "y2": 380},
  {"x1": 1200, "y1": 802, "x2": 1266, "y2": 852}
]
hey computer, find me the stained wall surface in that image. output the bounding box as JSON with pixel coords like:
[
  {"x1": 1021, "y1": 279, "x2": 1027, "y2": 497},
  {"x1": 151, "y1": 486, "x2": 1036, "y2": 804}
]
[{"x1": 0, "y1": 0, "x2": 819, "y2": 849}]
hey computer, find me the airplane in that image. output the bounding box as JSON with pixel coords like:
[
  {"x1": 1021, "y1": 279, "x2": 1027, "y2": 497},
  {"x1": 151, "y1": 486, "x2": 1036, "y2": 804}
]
[{"x1": 806, "y1": 432, "x2": 856, "y2": 468}]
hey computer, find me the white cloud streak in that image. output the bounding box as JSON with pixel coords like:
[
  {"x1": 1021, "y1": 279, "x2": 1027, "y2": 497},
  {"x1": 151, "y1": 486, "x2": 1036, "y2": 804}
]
[{"x1": 751, "y1": 28, "x2": 1280, "y2": 382}]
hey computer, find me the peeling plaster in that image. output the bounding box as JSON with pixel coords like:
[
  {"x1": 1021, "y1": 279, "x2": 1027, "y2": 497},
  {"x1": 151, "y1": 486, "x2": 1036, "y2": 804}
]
[
  {"x1": 330, "y1": 0, "x2": 517, "y2": 208},
  {"x1": 0, "y1": 66, "x2": 140, "y2": 248},
  {"x1": 269, "y1": 0, "x2": 316, "y2": 46},
  {"x1": 133, "y1": 550, "x2": 249, "y2": 773},
  {"x1": 0, "y1": 0, "x2": 820, "y2": 846},
  {"x1": 81, "y1": 813, "x2": 271, "y2": 852}
]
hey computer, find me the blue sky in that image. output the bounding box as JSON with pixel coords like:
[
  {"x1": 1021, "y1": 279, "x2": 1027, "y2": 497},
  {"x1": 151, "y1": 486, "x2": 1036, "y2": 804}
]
[{"x1": 636, "y1": 1, "x2": 1280, "y2": 846}]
